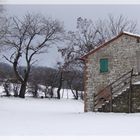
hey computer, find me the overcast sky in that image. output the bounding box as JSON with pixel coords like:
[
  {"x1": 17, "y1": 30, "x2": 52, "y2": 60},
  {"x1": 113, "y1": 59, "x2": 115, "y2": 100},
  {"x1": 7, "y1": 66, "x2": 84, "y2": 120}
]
[{"x1": 3, "y1": 5, "x2": 140, "y2": 67}]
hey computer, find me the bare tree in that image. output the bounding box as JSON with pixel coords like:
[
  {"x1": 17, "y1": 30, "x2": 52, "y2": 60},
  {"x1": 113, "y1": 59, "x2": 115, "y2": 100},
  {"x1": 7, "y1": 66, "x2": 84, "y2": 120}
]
[
  {"x1": 28, "y1": 69, "x2": 41, "y2": 98},
  {"x1": 29, "y1": 66, "x2": 60, "y2": 98},
  {"x1": 59, "y1": 14, "x2": 138, "y2": 72},
  {"x1": 12, "y1": 83, "x2": 20, "y2": 97},
  {"x1": 3, "y1": 80, "x2": 11, "y2": 97},
  {"x1": 3, "y1": 13, "x2": 64, "y2": 98},
  {"x1": 59, "y1": 17, "x2": 102, "y2": 63},
  {"x1": 43, "y1": 68, "x2": 58, "y2": 98},
  {"x1": 63, "y1": 68, "x2": 83, "y2": 100},
  {"x1": 95, "y1": 14, "x2": 137, "y2": 41},
  {"x1": 58, "y1": 15, "x2": 138, "y2": 98}
]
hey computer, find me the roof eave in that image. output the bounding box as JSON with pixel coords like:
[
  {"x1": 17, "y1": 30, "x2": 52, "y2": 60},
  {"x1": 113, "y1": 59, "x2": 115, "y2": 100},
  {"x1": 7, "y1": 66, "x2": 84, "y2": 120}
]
[{"x1": 80, "y1": 31, "x2": 140, "y2": 60}]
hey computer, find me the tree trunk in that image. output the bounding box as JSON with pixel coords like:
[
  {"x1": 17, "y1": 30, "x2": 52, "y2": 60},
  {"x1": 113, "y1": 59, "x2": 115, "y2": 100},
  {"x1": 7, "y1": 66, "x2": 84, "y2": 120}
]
[
  {"x1": 18, "y1": 66, "x2": 30, "y2": 98},
  {"x1": 44, "y1": 87, "x2": 48, "y2": 98},
  {"x1": 57, "y1": 71, "x2": 63, "y2": 99},
  {"x1": 33, "y1": 85, "x2": 38, "y2": 98},
  {"x1": 19, "y1": 82, "x2": 27, "y2": 98},
  {"x1": 71, "y1": 88, "x2": 78, "y2": 100},
  {"x1": 50, "y1": 87, "x2": 54, "y2": 98},
  {"x1": 75, "y1": 90, "x2": 79, "y2": 100},
  {"x1": 3, "y1": 83, "x2": 10, "y2": 97},
  {"x1": 13, "y1": 85, "x2": 19, "y2": 97},
  {"x1": 57, "y1": 87, "x2": 61, "y2": 99},
  {"x1": 68, "y1": 83, "x2": 78, "y2": 100}
]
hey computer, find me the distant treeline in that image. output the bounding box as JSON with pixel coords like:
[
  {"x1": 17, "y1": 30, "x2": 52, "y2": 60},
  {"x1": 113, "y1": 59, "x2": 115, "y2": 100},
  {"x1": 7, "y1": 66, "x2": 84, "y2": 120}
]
[{"x1": 0, "y1": 62, "x2": 84, "y2": 99}]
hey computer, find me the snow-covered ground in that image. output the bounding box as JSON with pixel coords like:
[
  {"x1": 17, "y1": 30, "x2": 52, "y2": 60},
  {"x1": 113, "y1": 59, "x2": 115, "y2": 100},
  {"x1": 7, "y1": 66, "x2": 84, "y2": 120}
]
[{"x1": 0, "y1": 97, "x2": 140, "y2": 136}]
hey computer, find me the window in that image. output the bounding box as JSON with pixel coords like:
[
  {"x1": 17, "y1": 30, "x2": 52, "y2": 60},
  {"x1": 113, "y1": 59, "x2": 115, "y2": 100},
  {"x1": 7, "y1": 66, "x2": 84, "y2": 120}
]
[{"x1": 100, "y1": 58, "x2": 108, "y2": 73}]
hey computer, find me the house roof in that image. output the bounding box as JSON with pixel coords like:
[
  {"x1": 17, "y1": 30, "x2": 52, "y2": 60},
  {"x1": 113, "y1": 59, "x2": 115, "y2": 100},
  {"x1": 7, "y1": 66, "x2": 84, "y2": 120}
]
[{"x1": 80, "y1": 31, "x2": 140, "y2": 60}]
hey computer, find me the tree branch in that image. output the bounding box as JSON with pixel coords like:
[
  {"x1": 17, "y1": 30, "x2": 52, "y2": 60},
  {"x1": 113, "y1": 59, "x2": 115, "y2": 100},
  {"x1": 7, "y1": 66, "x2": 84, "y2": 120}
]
[{"x1": 3, "y1": 55, "x2": 13, "y2": 64}]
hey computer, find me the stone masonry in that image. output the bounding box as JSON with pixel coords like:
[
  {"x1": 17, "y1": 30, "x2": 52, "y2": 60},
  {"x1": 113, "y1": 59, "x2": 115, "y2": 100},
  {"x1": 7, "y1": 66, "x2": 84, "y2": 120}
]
[
  {"x1": 82, "y1": 32, "x2": 140, "y2": 112},
  {"x1": 98, "y1": 84, "x2": 140, "y2": 113}
]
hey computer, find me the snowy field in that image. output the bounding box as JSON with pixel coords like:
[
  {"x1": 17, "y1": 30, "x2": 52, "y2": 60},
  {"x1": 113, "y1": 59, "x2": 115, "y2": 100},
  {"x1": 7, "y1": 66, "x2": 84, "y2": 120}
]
[{"x1": 0, "y1": 97, "x2": 140, "y2": 136}]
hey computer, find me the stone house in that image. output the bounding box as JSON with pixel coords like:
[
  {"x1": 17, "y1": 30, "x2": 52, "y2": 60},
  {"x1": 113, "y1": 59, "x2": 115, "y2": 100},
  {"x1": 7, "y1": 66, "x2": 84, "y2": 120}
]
[{"x1": 81, "y1": 31, "x2": 140, "y2": 112}]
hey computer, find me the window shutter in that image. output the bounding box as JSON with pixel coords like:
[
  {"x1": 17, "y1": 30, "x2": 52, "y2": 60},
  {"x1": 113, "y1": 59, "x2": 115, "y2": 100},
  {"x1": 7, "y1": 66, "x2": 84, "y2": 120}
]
[{"x1": 100, "y1": 58, "x2": 108, "y2": 73}]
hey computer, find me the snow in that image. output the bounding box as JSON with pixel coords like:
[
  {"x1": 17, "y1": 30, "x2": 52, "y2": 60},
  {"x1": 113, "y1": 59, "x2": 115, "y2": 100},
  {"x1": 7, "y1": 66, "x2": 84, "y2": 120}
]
[
  {"x1": 133, "y1": 81, "x2": 140, "y2": 85},
  {"x1": 123, "y1": 31, "x2": 140, "y2": 38},
  {"x1": 0, "y1": 97, "x2": 140, "y2": 136},
  {"x1": 0, "y1": 82, "x2": 82, "y2": 99}
]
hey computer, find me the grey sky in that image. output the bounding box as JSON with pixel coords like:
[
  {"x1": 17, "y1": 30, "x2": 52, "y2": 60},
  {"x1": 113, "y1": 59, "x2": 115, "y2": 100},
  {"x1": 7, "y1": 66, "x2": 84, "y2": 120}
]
[{"x1": 3, "y1": 5, "x2": 140, "y2": 67}]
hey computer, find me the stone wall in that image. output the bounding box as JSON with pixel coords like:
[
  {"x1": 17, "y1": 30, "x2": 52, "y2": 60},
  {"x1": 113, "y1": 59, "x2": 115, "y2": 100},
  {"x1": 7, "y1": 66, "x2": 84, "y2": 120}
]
[
  {"x1": 98, "y1": 84, "x2": 140, "y2": 113},
  {"x1": 85, "y1": 34, "x2": 140, "y2": 112}
]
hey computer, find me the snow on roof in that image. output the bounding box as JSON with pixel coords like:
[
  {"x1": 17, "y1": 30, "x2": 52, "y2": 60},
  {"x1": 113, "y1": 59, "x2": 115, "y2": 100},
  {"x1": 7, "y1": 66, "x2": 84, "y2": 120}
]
[
  {"x1": 80, "y1": 31, "x2": 140, "y2": 60},
  {"x1": 123, "y1": 31, "x2": 140, "y2": 38}
]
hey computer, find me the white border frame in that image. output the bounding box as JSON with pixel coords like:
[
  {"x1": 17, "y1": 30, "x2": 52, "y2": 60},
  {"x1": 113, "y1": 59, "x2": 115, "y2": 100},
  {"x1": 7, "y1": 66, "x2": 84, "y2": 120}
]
[{"x1": 2, "y1": 0, "x2": 140, "y2": 4}]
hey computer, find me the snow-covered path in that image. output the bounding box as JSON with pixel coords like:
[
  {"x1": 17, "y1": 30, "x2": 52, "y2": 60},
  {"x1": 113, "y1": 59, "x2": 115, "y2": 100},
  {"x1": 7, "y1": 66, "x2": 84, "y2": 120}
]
[{"x1": 0, "y1": 97, "x2": 140, "y2": 136}]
